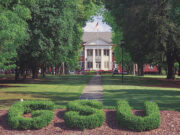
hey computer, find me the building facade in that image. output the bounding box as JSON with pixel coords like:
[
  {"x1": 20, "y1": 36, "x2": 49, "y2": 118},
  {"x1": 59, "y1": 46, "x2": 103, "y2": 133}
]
[
  {"x1": 80, "y1": 32, "x2": 117, "y2": 71},
  {"x1": 79, "y1": 32, "x2": 159, "y2": 74}
]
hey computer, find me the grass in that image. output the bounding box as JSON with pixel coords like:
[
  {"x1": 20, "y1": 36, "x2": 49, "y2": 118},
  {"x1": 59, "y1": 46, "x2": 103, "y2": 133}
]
[
  {"x1": 0, "y1": 74, "x2": 92, "y2": 110},
  {"x1": 102, "y1": 75, "x2": 180, "y2": 111}
]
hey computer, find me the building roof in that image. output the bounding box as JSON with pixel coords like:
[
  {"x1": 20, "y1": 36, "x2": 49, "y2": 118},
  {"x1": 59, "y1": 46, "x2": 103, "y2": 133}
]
[{"x1": 82, "y1": 32, "x2": 112, "y2": 43}]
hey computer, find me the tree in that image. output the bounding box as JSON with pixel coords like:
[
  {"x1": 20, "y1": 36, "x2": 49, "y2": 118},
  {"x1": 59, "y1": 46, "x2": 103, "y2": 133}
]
[
  {"x1": 15, "y1": 0, "x2": 102, "y2": 79},
  {"x1": 104, "y1": 0, "x2": 158, "y2": 75},
  {"x1": 104, "y1": 0, "x2": 180, "y2": 79},
  {"x1": 170, "y1": 0, "x2": 180, "y2": 76},
  {"x1": 103, "y1": 10, "x2": 133, "y2": 73},
  {"x1": 0, "y1": 1, "x2": 32, "y2": 70}
]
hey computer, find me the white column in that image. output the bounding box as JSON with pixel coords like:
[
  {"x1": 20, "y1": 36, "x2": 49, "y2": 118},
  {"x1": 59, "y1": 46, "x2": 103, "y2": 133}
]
[
  {"x1": 101, "y1": 49, "x2": 104, "y2": 70},
  {"x1": 109, "y1": 49, "x2": 112, "y2": 70},
  {"x1": 84, "y1": 49, "x2": 87, "y2": 70},
  {"x1": 93, "y1": 49, "x2": 96, "y2": 70}
]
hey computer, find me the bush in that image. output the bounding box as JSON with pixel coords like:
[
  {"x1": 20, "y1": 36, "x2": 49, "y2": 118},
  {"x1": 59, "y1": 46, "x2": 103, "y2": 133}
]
[
  {"x1": 64, "y1": 100, "x2": 105, "y2": 130},
  {"x1": 8, "y1": 100, "x2": 55, "y2": 129},
  {"x1": 101, "y1": 70, "x2": 113, "y2": 74},
  {"x1": 116, "y1": 100, "x2": 161, "y2": 131},
  {"x1": 84, "y1": 71, "x2": 97, "y2": 75}
]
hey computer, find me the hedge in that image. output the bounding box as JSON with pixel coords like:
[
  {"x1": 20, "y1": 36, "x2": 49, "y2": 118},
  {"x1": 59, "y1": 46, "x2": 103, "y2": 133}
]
[
  {"x1": 84, "y1": 71, "x2": 97, "y2": 75},
  {"x1": 8, "y1": 100, "x2": 56, "y2": 129},
  {"x1": 64, "y1": 100, "x2": 105, "y2": 130},
  {"x1": 116, "y1": 100, "x2": 161, "y2": 131}
]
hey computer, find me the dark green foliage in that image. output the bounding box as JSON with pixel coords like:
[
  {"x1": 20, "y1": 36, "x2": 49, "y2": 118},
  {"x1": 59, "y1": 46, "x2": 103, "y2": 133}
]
[
  {"x1": 64, "y1": 100, "x2": 105, "y2": 130},
  {"x1": 104, "y1": 0, "x2": 180, "y2": 78},
  {"x1": 8, "y1": 101, "x2": 55, "y2": 129},
  {"x1": 15, "y1": 0, "x2": 101, "y2": 78},
  {"x1": 116, "y1": 100, "x2": 161, "y2": 131},
  {"x1": 0, "y1": 1, "x2": 31, "y2": 70}
]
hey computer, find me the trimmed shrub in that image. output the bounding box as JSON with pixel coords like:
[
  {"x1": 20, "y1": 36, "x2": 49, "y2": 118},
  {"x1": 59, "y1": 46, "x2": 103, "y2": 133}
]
[
  {"x1": 101, "y1": 70, "x2": 113, "y2": 74},
  {"x1": 116, "y1": 100, "x2": 161, "y2": 131},
  {"x1": 8, "y1": 100, "x2": 55, "y2": 129},
  {"x1": 84, "y1": 71, "x2": 97, "y2": 75},
  {"x1": 64, "y1": 100, "x2": 105, "y2": 130}
]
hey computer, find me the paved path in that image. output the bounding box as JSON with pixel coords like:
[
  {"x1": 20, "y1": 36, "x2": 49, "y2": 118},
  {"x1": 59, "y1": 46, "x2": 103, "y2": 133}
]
[{"x1": 80, "y1": 75, "x2": 103, "y2": 103}]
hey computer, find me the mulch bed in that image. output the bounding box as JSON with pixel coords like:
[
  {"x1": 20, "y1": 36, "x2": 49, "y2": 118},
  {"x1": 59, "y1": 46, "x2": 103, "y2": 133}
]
[{"x1": 0, "y1": 109, "x2": 179, "y2": 135}]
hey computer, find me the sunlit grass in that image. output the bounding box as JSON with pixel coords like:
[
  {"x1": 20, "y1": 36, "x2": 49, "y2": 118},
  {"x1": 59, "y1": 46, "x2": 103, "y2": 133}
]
[
  {"x1": 0, "y1": 75, "x2": 92, "y2": 110},
  {"x1": 102, "y1": 75, "x2": 180, "y2": 111}
]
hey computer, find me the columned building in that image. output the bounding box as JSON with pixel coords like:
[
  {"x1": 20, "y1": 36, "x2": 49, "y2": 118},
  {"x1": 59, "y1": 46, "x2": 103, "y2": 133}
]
[{"x1": 80, "y1": 32, "x2": 117, "y2": 71}]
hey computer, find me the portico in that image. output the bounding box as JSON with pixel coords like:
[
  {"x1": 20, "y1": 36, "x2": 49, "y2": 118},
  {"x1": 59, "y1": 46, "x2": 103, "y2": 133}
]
[{"x1": 82, "y1": 32, "x2": 114, "y2": 71}]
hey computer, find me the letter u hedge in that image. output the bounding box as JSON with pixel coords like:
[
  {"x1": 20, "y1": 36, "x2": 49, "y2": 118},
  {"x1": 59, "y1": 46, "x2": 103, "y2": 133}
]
[
  {"x1": 64, "y1": 100, "x2": 105, "y2": 130},
  {"x1": 116, "y1": 100, "x2": 161, "y2": 131},
  {"x1": 8, "y1": 101, "x2": 56, "y2": 129}
]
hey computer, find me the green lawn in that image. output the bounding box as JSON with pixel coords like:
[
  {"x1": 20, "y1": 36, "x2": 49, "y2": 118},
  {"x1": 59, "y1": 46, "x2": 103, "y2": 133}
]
[
  {"x1": 102, "y1": 75, "x2": 180, "y2": 111},
  {"x1": 0, "y1": 75, "x2": 92, "y2": 110}
]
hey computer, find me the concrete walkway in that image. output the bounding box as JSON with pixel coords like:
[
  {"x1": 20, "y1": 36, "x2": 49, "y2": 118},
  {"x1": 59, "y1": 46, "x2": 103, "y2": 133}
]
[{"x1": 80, "y1": 75, "x2": 103, "y2": 103}]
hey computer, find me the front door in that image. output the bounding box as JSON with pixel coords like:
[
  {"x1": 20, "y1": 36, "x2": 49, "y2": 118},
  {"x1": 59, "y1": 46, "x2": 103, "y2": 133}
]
[{"x1": 96, "y1": 62, "x2": 101, "y2": 70}]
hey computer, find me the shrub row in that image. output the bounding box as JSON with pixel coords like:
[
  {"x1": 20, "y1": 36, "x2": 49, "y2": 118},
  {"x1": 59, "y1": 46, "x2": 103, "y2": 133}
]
[
  {"x1": 84, "y1": 71, "x2": 97, "y2": 75},
  {"x1": 64, "y1": 100, "x2": 105, "y2": 130},
  {"x1": 8, "y1": 100, "x2": 56, "y2": 129},
  {"x1": 116, "y1": 100, "x2": 161, "y2": 131},
  {"x1": 8, "y1": 100, "x2": 161, "y2": 131}
]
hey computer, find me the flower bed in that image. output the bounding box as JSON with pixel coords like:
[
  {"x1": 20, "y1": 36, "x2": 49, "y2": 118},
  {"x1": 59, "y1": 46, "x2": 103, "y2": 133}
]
[
  {"x1": 64, "y1": 100, "x2": 105, "y2": 130},
  {"x1": 116, "y1": 100, "x2": 161, "y2": 131},
  {"x1": 8, "y1": 100, "x2": 56, "y2": 129}
]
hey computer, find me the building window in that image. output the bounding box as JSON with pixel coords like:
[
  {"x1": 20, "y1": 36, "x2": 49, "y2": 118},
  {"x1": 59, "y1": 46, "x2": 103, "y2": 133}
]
[
  {"x1": 96, "y1": 62, "x2": 101, "y2": 68},
  {"x1": 104, "y1": 49, "x2": 109, "y2": 56},
  {"x1": 104, "y1": 61, "x2": 109, "y2": 68},
  {"x1": 95, "y1": 49, "x2": 101, "y2": 56},
  {"x1": 87, "y1": 49, "x2": 93, "y2": 56},
  {"x1": 87, "y1": 62, "x2": 93, "y2": 68}
]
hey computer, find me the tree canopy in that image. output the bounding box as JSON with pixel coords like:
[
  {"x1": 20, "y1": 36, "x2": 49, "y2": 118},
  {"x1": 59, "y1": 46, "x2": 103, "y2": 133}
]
[
  {"x1": 0, "y1": 0, "x2": 101, "y2": 78},
  {"x1": 104, "y1": 0, "x2": 180, "y2": 78},
  {"x1": 0, "y1": 0, "x2": 32, "y2": 70},
  {"x1": 1, "y1": 0, "x2": 180, "y2": 79}
]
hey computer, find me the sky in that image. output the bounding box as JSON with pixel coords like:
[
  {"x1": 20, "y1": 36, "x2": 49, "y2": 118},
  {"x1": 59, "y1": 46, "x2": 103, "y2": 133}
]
[{"x1": 83, "y1": 16, "x2": 112, "y2": 32}]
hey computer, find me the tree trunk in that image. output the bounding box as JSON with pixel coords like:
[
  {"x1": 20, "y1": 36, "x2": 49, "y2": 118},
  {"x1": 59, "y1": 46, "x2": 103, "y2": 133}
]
[
  {"x1": 62, "y1": 62, "x2": 65, "y2": 75},
  {"x1": 138, "y1": 64, "x2": 144, "y2": 76},
  {"x1": 158, "y1": 66, "x2": 162, "y2": 75},
  {"x1": 166, "y1": 51, "x2": 175, "y2": 79},
  {"x1": 167, "y1": 59, "x2": 175, "y2": 79},
  {"x1": 178, "y1": 61, "x2": 180, "y2": 76},
  {"x1": 65, "y1": 63, "x2": 69, "y2": 74},
  {"x1": 133, "y1": 64, "x2": 136, "y2": 76},
  {"x1": 23, "y1": 70, "x2": 27, "y2": 80},
  {"x1": 32, "y1": 67, "x2": 39, "y2": 79},
  {"x1": 42, "y1": 66, "x2": 46, "y2": 78},
  {"x1": 15, "y1": 68, "x2": 19, "y2": 80},
  {"x1": 51, "y1": 66, "x2": 53, "y2": 75},
  {"x1": 32, "y1": 68, "x2": 36, "y2": 79}
]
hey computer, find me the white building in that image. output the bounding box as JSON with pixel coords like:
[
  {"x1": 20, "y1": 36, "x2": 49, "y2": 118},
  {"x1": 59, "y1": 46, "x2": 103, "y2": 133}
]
[{"x1": 80, "y1": 32, "x2": 116, "y2": 71}]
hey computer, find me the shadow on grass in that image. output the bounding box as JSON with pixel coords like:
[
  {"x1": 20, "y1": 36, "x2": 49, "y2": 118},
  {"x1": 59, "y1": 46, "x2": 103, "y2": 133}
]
[
  {"x1": 0, "y1": 75, "x2": 92, "y2": 86},
  {"x1": 102, "y1": 75, "x2": 180, "y2": 88},
  {"x1": 0, "y1": 99, "x2": 20, "y2": 109},
  {"x1": 0, "y1": 85, "x2": 26, "y2": 89},
  {"x1": 103, "y1": 89, "x2": 180, "y2": 111},
  {"x1": 4, "y1": 91, "x2": 81, "y2": 108}
]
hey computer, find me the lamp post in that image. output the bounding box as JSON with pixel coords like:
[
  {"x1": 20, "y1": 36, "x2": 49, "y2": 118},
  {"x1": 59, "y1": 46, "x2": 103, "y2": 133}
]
[{"x1": 121, "y1": 40, "x2": 125, "y2": 84}]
